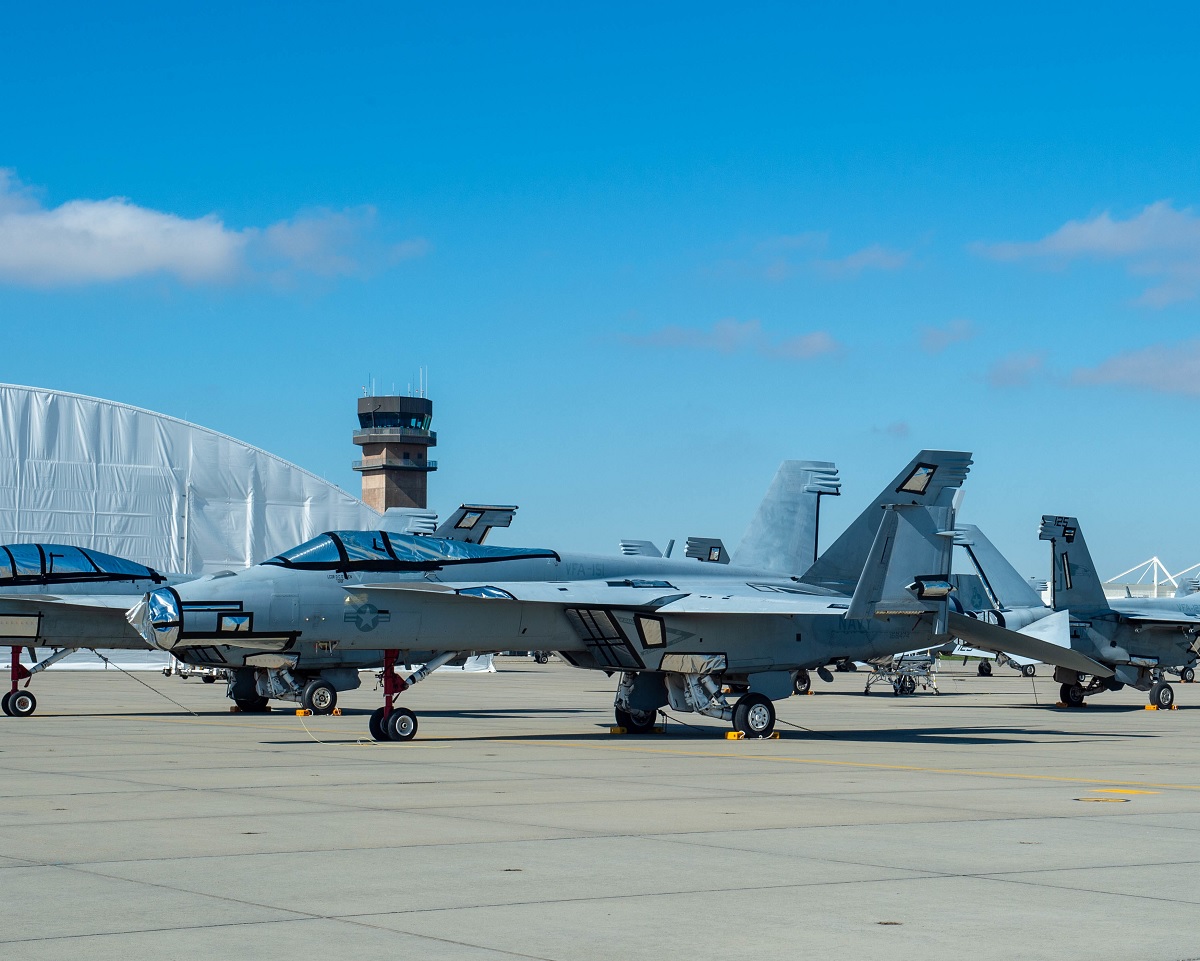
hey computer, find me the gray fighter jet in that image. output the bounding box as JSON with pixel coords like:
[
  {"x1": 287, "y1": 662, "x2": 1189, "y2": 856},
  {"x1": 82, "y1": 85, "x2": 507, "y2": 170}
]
[
  {"x1": 134, "y1": 450, "x2": 1092, "y2": 742},
  {"x1": 1039, "y1": 515, "x2": 1200, "y2": 709},
  {"x1": 0, "y1": 543, "x2": 176, "y2": 716},
  {"x1": 0, "y1": 506, "x2": 519, "y2": 717}
]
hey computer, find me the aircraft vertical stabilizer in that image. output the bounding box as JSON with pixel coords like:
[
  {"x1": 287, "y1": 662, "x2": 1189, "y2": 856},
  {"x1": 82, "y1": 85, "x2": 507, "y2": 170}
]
[
  {"x1": 846, "y1": 504, "x2": 955, "y2": 625},
  {"x1": 1039, "y1": 515, "x2": 1110, "y2": 611},
  {"x1": 735, "y1": 460, "x2": 841, "y2": 573},
  {"x1": 801, "y1": 451, "x2": 971, "y2": 593},
  {"x1": 955, "y1": 524, "x2": 1045, "y2": 610}
]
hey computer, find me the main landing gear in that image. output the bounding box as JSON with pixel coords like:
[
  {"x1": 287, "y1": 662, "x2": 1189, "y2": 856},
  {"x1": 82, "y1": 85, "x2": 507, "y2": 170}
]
[
  {"x1": 368, "y1": 650, "x2": 457, "y2": 742},
  {"x1": 613, "y1": 671, "x2": 779, "y2": 739},
  {"x1": 1058, "y1": 673, "x2": 1176, "y2": 710}
]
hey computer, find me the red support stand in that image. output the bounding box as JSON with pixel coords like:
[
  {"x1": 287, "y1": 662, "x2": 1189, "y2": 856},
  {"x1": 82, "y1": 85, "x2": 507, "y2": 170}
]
[
  {"x1": 381, "y1": 649, "x2": 408, "y2": 719},
  {"x1": 9, "y1": 647, "x2": 30, "y2": 692}
]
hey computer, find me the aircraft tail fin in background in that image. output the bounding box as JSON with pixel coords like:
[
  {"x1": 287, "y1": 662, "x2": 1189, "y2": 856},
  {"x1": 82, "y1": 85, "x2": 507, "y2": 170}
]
[
  {"x1": 735, "y1": 460, "x2": 841, "y2": 573},
  {"x1": 1039, "y1": 515, "x2": 1111, "y2": 611},
  {"x1": 846, "y1": 504, "x2": 955, "y2": 628},
  {"x1": 801, "y1": 450, "x2": 972, "y2": 593},
  {"x1": 434, "y1": 505, "x2": 518, "y2": 544},
  {"x1": 954, "y1": 525, "x2": 1046, "y2": 610}
]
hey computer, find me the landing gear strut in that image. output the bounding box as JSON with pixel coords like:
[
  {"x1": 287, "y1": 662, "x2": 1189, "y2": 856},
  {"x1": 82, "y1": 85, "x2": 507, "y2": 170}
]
[
  {"x1": 369, "y1": 649, "x2": 456, "y2": 741},
  {"x1": 4, "y1": 646, "x2": 74, "y2": 717}
]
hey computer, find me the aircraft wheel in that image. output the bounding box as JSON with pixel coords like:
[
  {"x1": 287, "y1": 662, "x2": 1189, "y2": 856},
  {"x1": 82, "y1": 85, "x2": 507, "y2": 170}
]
[
  {"x1": 1021, "y1": 664, "x2": 1037, "y2": 678},
  {"x1": 733, "y1": 693, "x2": 775, "y2": 738},
  {"x1": 1150, "y1": 682, "x2": 1175, "y2": 710},
  {"x1": 301, "y1": 680, "x2": 337, "y2": 715},
  {"x1": 614, "y1": 706, "x2": 657, "y2": 734},
  {"x1": 533, "y1": 652, "x2": 549, "y2": 664},
  {"x1": 387, "y1": 708, "x2": 418, "y2": 741},
  {"x1": 1182, "y1": 667, "x2": 1196, "y2": 684},
  {"x1": 1060, "y1": 682, "x2": 1086, "y2": 708},
  {"x1": 1, "y1": 691, "x2": 11, "y2": 716},
  {"x1": 978, "y1": 660, "x2": 993, "y2": 677},
  {"x1": 793, "y1": 671, "x2": 811, "y2": 695},
  {"x1": 235, "y1": 696, "x2": 269, "y2": 712},
  {"x1": 368, "y1": 707, "x2": 389, "y2": 741},
  {"x1": 202, "y1": 675, "x2": 216, "y2": 684},
  {"x1": 8, "y1": 690, "x2": 36, "y2": 717},
  {"x1": 900, "y1": 675, "x2": 917, "y2": 695}
]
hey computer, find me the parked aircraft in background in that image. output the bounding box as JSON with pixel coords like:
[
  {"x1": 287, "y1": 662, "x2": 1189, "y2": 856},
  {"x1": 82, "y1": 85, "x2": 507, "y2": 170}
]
[
  {"x1": 1040, "y1": 515, "x2": 1200, "y2": 708},
  {"x1": 948, "y1": 525, "x2": 1060, "y2": 677}
]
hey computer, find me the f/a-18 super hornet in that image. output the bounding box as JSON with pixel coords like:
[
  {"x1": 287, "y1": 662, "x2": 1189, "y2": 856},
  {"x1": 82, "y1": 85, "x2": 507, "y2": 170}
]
[
  {"x1": 0, "y1": 506, "x2": 517, "y2": 718},
  {"x1": 1038, "y1": 515, "x2": 1200, "y2": 709},
  {"x1": 0, "y1": 543, "x2": 177, "y2": 716},
  {"x1": 134, "y1": 450, "x2": 1101, "y2": 742},
  {"x1": 154, "y1": 460, "x2": 848, "y2": 718}
]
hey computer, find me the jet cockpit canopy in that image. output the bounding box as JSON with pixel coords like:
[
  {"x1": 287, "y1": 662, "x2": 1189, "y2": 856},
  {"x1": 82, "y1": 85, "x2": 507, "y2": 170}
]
[
  {"x1": 0, "y1": 544, "x2": 165, "y2": 586},
  {"x1": 262, "y1": 531, "x2": 558, "y2": 572}
]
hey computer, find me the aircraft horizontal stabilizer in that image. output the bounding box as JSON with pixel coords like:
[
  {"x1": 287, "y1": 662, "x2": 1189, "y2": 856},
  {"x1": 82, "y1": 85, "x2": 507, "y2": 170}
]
[{"x1": 947, "y1": 611, "x2": 1113, "y2": 678}]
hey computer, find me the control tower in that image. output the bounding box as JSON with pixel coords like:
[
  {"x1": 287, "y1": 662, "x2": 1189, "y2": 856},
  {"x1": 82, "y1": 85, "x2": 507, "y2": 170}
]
[{"x1": 352, "y1": 395, "x2": 438, "y2": 511}]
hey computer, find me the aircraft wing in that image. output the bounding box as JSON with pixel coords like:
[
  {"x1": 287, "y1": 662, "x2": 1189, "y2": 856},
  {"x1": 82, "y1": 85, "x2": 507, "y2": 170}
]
[
  {"x1": 0, "y1": 594, "x2": 146, "y2": 611},
  {"x1": 947, "y1": 611, "x2": 1114, "y2": 678},
  {"x1": 1114, "y1": 610, "x2": 1200, "y2": 627},
  {"x1": 357, "y1": 580, "x2": 839, "y2": 616}
]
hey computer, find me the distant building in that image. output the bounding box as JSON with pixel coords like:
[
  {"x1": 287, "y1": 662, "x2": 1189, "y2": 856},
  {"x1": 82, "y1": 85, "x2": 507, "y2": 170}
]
[
  {"x1": 352, "y1": 394, "x2": 438, "y2": 511},
  {"x1": 0, "y1": 383, "x2": 381, "y2": 573}
]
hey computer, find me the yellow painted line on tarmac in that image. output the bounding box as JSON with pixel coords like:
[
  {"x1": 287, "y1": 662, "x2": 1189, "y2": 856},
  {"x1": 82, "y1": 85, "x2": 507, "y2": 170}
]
[{"x1": 1094, "y1": 788, "x2": 1159, "y2": 795}]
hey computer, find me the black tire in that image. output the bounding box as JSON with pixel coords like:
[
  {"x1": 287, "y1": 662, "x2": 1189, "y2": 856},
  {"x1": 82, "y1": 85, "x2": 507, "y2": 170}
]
[
  {"x1": 1021, "y1": 664, "x2": 1037, "y2": 678},
  {"x1": 1151, "y1": 682, "x2": 1175, "y2": 710},
  {"x1": 614, "y1": 705, "x2": 657, "y2": 733},
  {"x1": 8, "y1": 689, "x2": 36, "y2": 717},
  {"x1": 235, "y1": 695, "x2": 270, "y2": 712},
  {"x1": 732, "y1": 693, "x2": 776, "y2": 738},
  {"x1": 387, "y1": 707, "x2": 418, "y2": 741},
  {"x1": 1060, "y1": 682, "x2": 1085, "y2": 708},
  {"x1": 900, "y1": 675, "x2": 917, "y2": 695},
  {"x1": 1, "y1": 691, "x2": 11, "y2": 716},
  {"x1": 202, "y1": 675, "x2": 216, "y2": 684},
  {"x1": 533, "y1": 652, "x2": 549, "y2": 664},
  {"x1": 369, "y1": 707, "x2": 389, "y2": 741},
  {"x1": 793, "y1": 671, "x2": 811, "y2": 695},
  {"x1": 978, "y1": 660, "x2": 993, "y2": 677},
  {"x1": 301, "y1": 679, "x2": 338, "y2": 715},
  {"x1": 1182, "y1": 667, "x2": 1195, "y2": 684}
]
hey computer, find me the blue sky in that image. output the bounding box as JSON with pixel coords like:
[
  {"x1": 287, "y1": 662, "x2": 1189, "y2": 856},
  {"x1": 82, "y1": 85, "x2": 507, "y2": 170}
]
[{"x1": 2, "y1": 2, "x2": 1199, "y2": 579}]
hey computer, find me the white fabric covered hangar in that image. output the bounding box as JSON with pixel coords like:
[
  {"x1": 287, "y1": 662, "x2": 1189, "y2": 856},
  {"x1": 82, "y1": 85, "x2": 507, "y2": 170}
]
[{"x1": 0, "y1": 383, "x2": 381, "y2": 573}]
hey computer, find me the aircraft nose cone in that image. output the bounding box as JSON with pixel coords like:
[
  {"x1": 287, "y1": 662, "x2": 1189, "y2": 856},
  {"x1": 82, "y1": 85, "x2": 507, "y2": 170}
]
[{"x1": 128, "y1": 587, "x2": 182, "y2": 651}]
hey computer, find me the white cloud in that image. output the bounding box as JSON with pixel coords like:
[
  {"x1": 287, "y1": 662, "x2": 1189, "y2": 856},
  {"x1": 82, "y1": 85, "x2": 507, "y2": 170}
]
[
  {"x1": 622, "y1": 319, "x2": 842, "y2": 360},
  {"x1": 0, "y1": 170, "x2": 427, "y2": 287},
  {"x1": 813, "y1": 243, "x2": 910, "y2": 277},
  {"x1": 975, "y1": 201, "x2": 1200, "y2": 307},
  {"x1": 1071, "y1": 340, "x2": 1200, "y2": 396},
  {"x1": 987, "y1": 352, "x2": 1045, "y2": 388},
  {"x1": 709, "y1": 233, "x2": 910, "y2": 282},
  {"x1": 920, "y1": 318, "x2": 976, "y2": 354}
]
